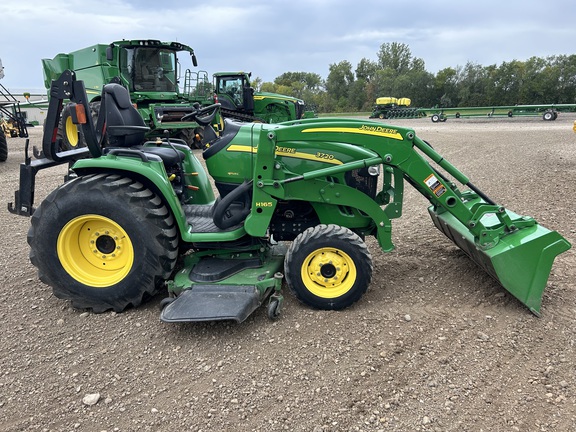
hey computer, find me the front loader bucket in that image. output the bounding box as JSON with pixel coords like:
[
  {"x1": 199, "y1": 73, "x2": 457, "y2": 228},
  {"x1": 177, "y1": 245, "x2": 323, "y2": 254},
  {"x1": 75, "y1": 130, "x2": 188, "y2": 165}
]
[{"x1": 429, "y1": 203, "x2": 571, "y2": 316}]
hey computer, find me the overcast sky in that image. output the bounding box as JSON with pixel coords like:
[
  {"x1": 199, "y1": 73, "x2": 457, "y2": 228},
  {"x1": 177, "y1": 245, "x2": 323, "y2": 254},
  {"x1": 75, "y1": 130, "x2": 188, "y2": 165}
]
[{"x1": 2, "y1": 0, "x2": 576, "y2": 93}]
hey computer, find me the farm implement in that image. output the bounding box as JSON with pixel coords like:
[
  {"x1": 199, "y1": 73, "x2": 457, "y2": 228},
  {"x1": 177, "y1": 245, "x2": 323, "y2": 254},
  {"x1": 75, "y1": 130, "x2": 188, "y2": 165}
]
[
  {"x1": 370, "y1": 97, "x2": 576, "y2": 123},
  {"x1": 0, "y1": 58, "x2": 29, "y2": 162},
  {"x1": 423, "y1": 104, "x2": 576, "y2": 123},
  {"x1": 9, "y1": 70, "x2": 571, "y2": 322}
]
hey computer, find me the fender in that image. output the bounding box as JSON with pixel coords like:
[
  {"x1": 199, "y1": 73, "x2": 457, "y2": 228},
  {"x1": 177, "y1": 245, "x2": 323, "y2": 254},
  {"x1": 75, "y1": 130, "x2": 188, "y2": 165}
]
[{"x1": 72, "y1": 153, "x2": 190, "y2": 234}]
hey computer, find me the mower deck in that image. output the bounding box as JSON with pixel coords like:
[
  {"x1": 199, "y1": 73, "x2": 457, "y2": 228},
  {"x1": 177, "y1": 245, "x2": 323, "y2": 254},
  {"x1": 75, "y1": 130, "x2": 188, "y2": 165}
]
[
  {"x1": 160, "y1": 244, "x2": 286, "y2": 323},
  {"x1": 160, "y1": 284, "x2": 264, "y2": 323}
]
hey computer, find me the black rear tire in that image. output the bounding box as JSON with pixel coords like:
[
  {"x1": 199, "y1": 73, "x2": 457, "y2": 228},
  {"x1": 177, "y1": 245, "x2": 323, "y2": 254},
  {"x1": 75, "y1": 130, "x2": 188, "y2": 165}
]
[
  {"x1": 84, "y1": 101, "x2": 108, "y2": 151},
  {"x1": 28, "y1": 173, "x2": 179, "y2": 312},
  {"x1": 59, "y1": 104, "x2": 82, "y2": 150},
  {"x1": 0, "y1": 129, "x2": 7, "y2": 162},
  {"x1": 284, "y1": 224, "x2": 373, "y2": 310}
]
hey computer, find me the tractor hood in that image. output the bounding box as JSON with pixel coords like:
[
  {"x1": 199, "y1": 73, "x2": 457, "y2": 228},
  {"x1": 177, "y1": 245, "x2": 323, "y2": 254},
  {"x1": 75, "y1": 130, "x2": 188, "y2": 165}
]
[{"x1": 254, "y1": 92, "x2": 304, "y2": 105}]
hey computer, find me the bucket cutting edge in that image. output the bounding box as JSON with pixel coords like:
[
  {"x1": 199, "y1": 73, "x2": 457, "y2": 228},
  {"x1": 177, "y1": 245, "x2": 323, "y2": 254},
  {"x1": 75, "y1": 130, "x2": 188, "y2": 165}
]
[{"x1": 428, "y1": 204, "x2": 571, "y2": 315}]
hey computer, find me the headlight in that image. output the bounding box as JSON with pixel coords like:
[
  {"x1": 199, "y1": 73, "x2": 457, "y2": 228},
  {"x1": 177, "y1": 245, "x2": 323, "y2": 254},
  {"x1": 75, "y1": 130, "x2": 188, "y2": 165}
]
[{"x1": 367, "y1": 165, "x2": 380, "y2": 176}]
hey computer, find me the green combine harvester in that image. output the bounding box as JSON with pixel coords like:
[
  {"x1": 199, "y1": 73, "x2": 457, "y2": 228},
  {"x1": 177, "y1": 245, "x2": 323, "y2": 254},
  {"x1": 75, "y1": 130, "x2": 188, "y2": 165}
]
[
  {"x1": 42, "y1": 40, "x2": 212, "y2": 149},
  {"x1": 8, "y1": 70, "x2": 571, "y2": 322},
  {"x1": 42, "y1": 40, "x2": 313, "y2": 150},
  {"x1": 370, "y1": 97, "x2": 576, "y2": 122}
]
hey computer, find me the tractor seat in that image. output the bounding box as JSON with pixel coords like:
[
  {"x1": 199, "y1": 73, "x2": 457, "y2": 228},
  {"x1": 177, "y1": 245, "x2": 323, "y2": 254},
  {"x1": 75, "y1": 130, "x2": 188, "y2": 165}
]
[
  {"x1": 136, "y1": 146, "x2": 184, "y2": 167},
  {"x1": 102, "y1": 145, "x2": 185, "y2": 168},
  {"x1": 101, "y1": 83, "x2": 185, "y2": 167},
  {"x1": 102, "y1": 83, "x2": 150, "y2": 148}
]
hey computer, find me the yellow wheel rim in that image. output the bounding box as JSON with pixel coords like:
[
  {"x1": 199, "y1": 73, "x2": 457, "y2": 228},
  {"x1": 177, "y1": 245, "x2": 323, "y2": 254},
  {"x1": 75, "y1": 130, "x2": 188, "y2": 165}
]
[
  {"x1": 65, "y1": 115, "x2": 79, "y2": 148},
  {"x1": 57, "y1": 215, "x2": 134, "y2": 287},
  {"x1": 301, "y1": 247, "x2": 357, "y2": 298}
]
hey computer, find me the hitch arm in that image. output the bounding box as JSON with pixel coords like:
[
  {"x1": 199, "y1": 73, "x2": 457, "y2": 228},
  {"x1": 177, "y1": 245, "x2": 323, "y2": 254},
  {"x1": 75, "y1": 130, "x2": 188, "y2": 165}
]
[{"x1": 8, "y1": 155, "x2": 65, "y2": 216}]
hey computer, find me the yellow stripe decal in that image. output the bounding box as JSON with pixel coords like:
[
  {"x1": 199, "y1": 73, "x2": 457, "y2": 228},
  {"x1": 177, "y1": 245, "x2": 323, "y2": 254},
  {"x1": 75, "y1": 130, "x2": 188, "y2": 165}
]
[
  {"x1": 253, "y1": 95, "x2": 296, "y2": 102},
  {"x1": 301, "y1": 126, "x2": 404, "y2": 141},
  {"x1": 227, "y1": 144, "x2": 256, "y2": 154},
  {"x1": 226, "y1": 144, "x2": 343, "y2": 165}
]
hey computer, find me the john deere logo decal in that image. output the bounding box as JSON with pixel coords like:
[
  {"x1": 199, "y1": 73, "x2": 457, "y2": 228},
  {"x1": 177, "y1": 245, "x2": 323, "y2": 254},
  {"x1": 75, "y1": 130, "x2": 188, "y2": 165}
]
[{"x1": 301, "y1": 125, "x2": 403, "y2": 140}]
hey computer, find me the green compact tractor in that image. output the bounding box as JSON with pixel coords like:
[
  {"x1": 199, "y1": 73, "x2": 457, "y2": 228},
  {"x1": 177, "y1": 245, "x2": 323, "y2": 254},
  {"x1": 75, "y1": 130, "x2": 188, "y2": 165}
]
[{"x1": 9, "y1": 70, "x2": 571, "y2": 322}]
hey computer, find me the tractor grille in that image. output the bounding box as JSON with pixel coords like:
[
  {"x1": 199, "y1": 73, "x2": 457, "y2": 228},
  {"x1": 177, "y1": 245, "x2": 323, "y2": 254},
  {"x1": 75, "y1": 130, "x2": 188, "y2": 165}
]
[{"x1": 154, "y1": 106, "x2": 197, "y2": 123}]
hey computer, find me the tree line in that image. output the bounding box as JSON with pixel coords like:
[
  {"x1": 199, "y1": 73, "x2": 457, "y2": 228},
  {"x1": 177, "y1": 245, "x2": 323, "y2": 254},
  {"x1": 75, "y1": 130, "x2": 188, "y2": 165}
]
[{"x1": 256, "y1": 42, "x2": 576, "y2": 113}]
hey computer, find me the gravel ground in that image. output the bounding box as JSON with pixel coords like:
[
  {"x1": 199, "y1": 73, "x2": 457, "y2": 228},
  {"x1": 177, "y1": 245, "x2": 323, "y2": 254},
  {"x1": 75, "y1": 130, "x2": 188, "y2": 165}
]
[{"x1": 1, "y1": 115, "x2": 575, "y2": 432}]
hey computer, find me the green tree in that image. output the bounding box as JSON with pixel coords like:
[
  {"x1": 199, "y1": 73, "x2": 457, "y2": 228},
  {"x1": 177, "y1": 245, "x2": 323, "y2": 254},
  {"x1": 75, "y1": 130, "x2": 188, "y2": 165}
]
[
  {"x1": 377, "y1": 42, "x2": 414, "y2": 74},
  {"x1": 370, "y1": 42, "x2": 431, "y2": 107},
  {"x1": 273, "y1": 72, "x2": 324, "y2": 104},
  {"x1": 519, "y1": 56, "x2": 548, "y2": 104},
  {"x1": 259, "y1": 81, "x2": 276, "y2": 93},
  {"x1": 434, "y1": 67, "x2": 458, "y2": 107},
  {"x1": 550, "y1": 55, "x2": 576, "y2": 103},
  {"x1": 347, "y1": 80, "x2": 368, "y2": 111},
  {"x1": 325, "y1": 60, "x2": 354, "y2": 111},
  {"x1": 260, "y1": 42, "x2": 576, "y2": 113},
  {"x1": 400, "y1": 69, "x2": 434, "y2": 107},
  {"x1": 355, "y1": 58, "x2": 378, "y2": 82},
  {"x1": 250, "y1": 76, "x2": 262, "y2": 92},
  {"x1": 456, "y1": 62, "x2": 491, "y2": 106},
  {"x1": 275, "y1": 72, "x2": 323, "y2": 91},
  {"x1": 488, "y1": 60, "x2": 524, "y2": 105}
]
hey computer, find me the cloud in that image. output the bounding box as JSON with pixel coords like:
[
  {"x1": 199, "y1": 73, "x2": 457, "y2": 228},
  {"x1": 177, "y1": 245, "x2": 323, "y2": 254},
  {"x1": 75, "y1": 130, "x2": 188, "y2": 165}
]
[{"x1": 2, "y1": 0, "x2": 576, "y2": 92}]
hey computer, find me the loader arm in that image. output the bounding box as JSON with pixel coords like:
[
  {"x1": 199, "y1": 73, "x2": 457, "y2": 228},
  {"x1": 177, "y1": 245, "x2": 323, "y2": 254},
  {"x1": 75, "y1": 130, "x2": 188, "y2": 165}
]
[
  {"x1": 245, "y1": 118, "x2": 570, "y2": 315},
  {"x1": 247, "y1": 119, "x2": 520, "y2": 249}
]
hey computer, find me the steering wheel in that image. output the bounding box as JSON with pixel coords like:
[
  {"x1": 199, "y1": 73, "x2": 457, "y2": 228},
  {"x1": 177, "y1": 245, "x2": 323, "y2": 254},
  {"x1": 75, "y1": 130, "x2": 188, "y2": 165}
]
[
  {"x1": 181, "y1": 103, "x2": 221, "y2": 126},
  {"x1": 154, "y1": 67, "x2": 164, "y2": 79}
]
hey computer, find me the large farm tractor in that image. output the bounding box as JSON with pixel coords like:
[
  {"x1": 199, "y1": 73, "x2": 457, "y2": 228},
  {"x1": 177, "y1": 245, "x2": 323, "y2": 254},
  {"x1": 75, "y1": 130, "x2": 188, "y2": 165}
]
[
  {"x1": 212, "y1": 72, "x2": 314, "y2": 123},
  {"x1": 9, "y1": 70, "x2": 571, "y2": 322}
]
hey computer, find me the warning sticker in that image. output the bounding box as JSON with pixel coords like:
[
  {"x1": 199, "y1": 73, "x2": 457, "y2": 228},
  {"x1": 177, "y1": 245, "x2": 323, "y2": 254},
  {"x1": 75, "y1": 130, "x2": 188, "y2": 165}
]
[{"x1": 424, "y1": 174, "x2": 446, "y2": 197}]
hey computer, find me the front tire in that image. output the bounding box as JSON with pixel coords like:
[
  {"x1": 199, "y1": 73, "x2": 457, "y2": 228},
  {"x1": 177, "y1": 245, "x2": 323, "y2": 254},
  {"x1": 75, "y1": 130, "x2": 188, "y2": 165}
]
[
  {"x1": 28, "y1": 173, "x2": 179, "y2": 312},
  {"x1": 284, "y1": 224, "x2": 373, "y2": 310}
]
